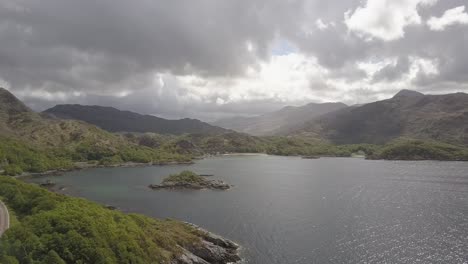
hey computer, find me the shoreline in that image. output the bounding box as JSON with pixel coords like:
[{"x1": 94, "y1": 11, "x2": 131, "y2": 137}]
[
  {"x1": 2, "y1": 175, "x2": 244, "y2": 264},
  {"x1": 176, "y1": 223, "x2": 243, "y2": 264},
  {"x1": 15, "y1": 153, "x2": 468, "y2": 180},
  {"x1": 15, "y1": 160, "x2": 196, "y2": 179},
  {"x1": 15, "y1": 170, "x2": 244, "y2": 264}
]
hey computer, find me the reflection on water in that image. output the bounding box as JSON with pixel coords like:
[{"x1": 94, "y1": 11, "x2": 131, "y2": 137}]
[{"x1": 26, "y1": 156, "x2": 468, "y2": 264}]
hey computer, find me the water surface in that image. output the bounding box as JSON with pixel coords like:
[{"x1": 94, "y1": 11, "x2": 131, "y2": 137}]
[{"x1": 27, "y1": 156, "x2": 468, "y2": 263}]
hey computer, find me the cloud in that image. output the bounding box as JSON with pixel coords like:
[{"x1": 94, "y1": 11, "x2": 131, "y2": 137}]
[
  {"x1": 315, "y1": 19, "x2": 335, "y2": 31},
  {"x1": 427, "y1": 5, "x2": 468, "y2": 31},
  {"x1": 1, "y1": 0, "x2": 468, "y2": 120},
  {"x1": 372, "y1": 57, "x2": 410, "y2": 82},
  {"x1": 345, "y1": 0, "x2": 437, "y2": 41}
]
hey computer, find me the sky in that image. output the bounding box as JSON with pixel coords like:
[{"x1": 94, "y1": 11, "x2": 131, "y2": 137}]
[{"x1": 1, "y1": 0, "x2": 468, "y2": 121}]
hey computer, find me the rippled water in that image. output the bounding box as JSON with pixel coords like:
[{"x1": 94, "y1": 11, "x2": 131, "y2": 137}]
[{"x1": 26, "y1": 156, "x2": 468, "y2": 263}]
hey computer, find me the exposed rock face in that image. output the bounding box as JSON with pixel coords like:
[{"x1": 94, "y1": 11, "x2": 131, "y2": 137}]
[
  {"x1": 172, "y1": 225, "x2": 242, "y2": 264},
  {"x1": 173, "y1": 248, "x2": 210, "y2": 264}
]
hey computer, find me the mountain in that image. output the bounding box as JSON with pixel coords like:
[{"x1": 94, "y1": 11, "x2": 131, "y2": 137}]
[
  {"x1": 0, "y1": 87, "x2": 31, "y2": 118},
  {"x1": 212, "y1": 102, "x2": 348, "y2": 136},
  {"x1": 44, "y1": 104, "x2": 228, "y2": 135},
  {"x1": 0, "y1": 88, "x2": 192, "y2": 175},
  {"x1": 292, "y1": 89, "x2": 468, "y2": 145},
  {"x1": 0, "y1": 88, "x2": 126, "y2": 147}
]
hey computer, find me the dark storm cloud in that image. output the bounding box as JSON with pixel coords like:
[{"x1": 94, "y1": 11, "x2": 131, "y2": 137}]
[
  {"x1": 0, "y1": 0, "x2": 303, "y2": 88},
  {"x1": 1, "y1": 0, "x2": 468, "y2": 120}
]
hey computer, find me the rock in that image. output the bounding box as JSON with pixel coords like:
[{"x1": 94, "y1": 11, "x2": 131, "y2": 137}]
[
  {"x1": 206, "y1": 180, "x2": 231, "y2": 190},
  {"x1": 171, "y1": 247, "x2": 210, "y2": 264},
  {"x1": 188, "y1": 240, "x2": 241, "y2": 263},
  {"x1": 104, "y1": 205, "x2": 117, "y2": 210},
  {"x1": 173, "y1": 224, "x2": 242, "y2": 264},
  {"x1": 39, "y1": 180, "x2": 56, "y2": 187},
  {"x1": 200, "y1": 231, "x2": 238, "y2": 249}
]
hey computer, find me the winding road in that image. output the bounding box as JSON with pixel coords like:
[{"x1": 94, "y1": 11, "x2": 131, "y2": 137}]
[{"x1": 0, "y1": 200, "x2": 10, "y2": 237}]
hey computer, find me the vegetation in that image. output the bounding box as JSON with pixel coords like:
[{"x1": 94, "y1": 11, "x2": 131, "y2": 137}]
[
  {"x1": 3, "y1": 130, "x2": 468, "y2": 177},
  {"x1": 0, "y1": 88, "x2": 195, "y2": 175},
  {"x1": 124, "y1": 132, "x2": 468, "y2": 161},
  {"x1": 151, "y1": 170, "x2": 231, "y2": 190},
  {"x1": 0, "y1": 138, "x2": 73, "y2": 175},
  {"x1": 44, "y1": 104, "x2": 227, "y2": 135},
  {"x1": 2, "y1": 88, "x2": 468, "y2": 178},
  {"x1": 369, "y1": 139, "x2": 468, "y2": 161},
  {"x1": 162, "y1": 171, "x2": 206, "y2": 184},
  {"x1": 0, "y1": 176, "x2": 204, "y2": 264},
  {"x1": 261, "y1": 136, "x2": 380, "y2": 157},
  {"x1": 0, "y1": 136, "x2": 192, "y2": 176},
  {"x1": 292, "y1": 90, "x2": 468, "y2": 146},
  {"x1": 126, "y1": 132, "x2": 382, "y2": 158}
]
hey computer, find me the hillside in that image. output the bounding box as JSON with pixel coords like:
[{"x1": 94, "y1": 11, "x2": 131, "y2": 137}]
[
  {"x1": 44, "y1": 104, "x2": 228, "y2": 135},
  {"x1": 293, "y1": 90, "x2": 468, "y2": 145},
  {"x1": 0, "y1": 88, "x2": 121, "y2": 146},
  {"x1": 212, "y1": 102, "x2": 347, "y2": 136},
  {"x1": 0, "y1": 176, "x2": 241, "y2": 263},
  {"x1": 0, "y1": 88, "x2": 190, "y2": 175}
]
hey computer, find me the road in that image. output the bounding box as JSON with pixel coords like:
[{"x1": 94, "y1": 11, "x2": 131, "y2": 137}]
[{"x1": 0, "y1": 200, "x2": 10, "y2": 237}]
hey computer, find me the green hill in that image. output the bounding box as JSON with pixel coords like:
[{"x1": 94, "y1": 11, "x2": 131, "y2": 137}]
[
  {"x1": 0, "y1": 176, "x2": 240, "y2": 263},
  {"x1": 0, "y1": 88, "x2": 190, "y2": 175}
]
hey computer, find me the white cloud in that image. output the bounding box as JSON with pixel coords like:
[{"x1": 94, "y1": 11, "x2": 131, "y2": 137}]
[
  {"x1": 316, "y1": 19, "x2": 328, "y2": 30},
  {"x1": 357, "y1": 58, "x2": 398, "y2": 80},
  {"x1": 345, "y1": 0, "x2": 438, "y2": 41},
  {"x1": 408, "y1": 56, "x2": 439, "y2": 78},
  {"x1": 315, "y1": 19, "x2": 335, "y2": 31},
  {"x1": 176, "y1": 53, "x2": 329, "y2": 104},
  {"x1": 427, "y1": 6, "x2": 468, "y2": 31},
  {"x1": 170, "y1": 53, "x2": 438, "y2": 109}
]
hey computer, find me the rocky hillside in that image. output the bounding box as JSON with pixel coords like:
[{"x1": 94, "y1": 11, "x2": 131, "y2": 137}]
[
  {"x1": 0, "y1": 88, "x2": 190, "y2": 175},
  {"x1": 212, "y1": 102, "x2": 347, "y2": 136},
  {"x1": 0, "y1": 88, "x2": 127, "y2": 147},
  {"x1": 44, "y1": 104, "x2": 228, "y2": 135},
  {"x1": 293, "y1": 90, "x2": 468, "y2": 145}
]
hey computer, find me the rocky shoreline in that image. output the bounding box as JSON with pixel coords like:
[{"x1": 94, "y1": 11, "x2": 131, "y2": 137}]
[
  {"x1": 149, "y1": 179, "x2": 231, "y2": 190},
  {"x1": 149, "y1": 171, "x2": 232, "y2": 191},
  {"x1": 173, "y1": 224, "x2": 242, "y2": 264},
  {"x1": 18, "y1": 175, "x2": 242, "y2": 263}
]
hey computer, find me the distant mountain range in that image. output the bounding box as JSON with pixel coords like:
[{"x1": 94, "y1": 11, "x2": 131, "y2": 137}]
[
  {"x1": 292, "y1": 89, "x2": 468, "y2": 145},
  {"x1": 213, "y1": 89, "x2": 468, "y2": 146},
  {"x1": 212, "y1": 102, "x2": 347, "y2": 136},
  {"x1": 44, "y1": 104, "x2": 228, "y2": 135},
  {"x1": 3, "y1": 87, "x2": 468, "y2": 147}
]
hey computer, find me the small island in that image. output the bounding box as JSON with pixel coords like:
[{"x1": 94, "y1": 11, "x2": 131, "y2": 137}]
[
  {"x1": 149, "y1": 171, "x2": 231, "y2": 190},
  {"x1": 302, "y1": 156, "x2": 320, "y2": 159}
]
